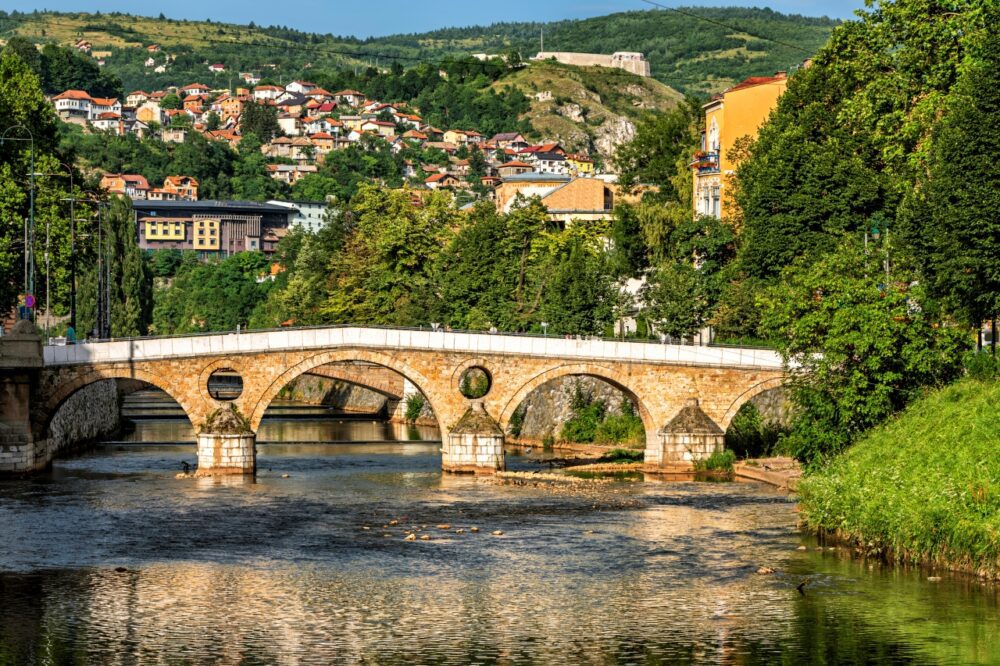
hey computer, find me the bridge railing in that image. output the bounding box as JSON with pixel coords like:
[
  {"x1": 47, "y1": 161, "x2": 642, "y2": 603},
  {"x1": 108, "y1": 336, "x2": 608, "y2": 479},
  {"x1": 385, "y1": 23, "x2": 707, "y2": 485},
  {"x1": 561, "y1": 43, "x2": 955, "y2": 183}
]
[{"x1": 43, "y1": 325, "x2": 784, "y2": 370}]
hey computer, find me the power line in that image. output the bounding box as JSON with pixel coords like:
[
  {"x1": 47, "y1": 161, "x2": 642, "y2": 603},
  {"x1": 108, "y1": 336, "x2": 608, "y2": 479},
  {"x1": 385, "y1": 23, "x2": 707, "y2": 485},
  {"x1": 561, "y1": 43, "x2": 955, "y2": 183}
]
[{"x1": 638, "y1": 0, "x2": 813, "y2": 55}]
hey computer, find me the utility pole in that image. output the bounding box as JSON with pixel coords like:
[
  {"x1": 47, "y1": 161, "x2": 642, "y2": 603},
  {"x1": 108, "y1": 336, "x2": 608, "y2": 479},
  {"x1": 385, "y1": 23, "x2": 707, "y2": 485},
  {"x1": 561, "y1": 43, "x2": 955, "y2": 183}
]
[{"x1": 2, "y1": 125, "x2": 36, "y2": 321}]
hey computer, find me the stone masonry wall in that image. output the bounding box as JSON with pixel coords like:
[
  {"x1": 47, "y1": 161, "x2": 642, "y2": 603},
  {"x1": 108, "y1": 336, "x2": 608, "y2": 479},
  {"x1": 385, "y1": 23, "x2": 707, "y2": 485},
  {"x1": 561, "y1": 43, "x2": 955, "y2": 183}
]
[
  {"x1": 46, "y1": 379, "x2": 121, "y2": 459},
  {"x1": 278, "y1": 375, "x2": 388, "y2": 414}
]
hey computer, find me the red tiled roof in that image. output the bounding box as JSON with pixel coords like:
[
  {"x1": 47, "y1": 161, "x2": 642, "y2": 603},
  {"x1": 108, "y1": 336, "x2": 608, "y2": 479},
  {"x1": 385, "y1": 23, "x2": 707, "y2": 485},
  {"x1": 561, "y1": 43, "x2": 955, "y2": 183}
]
[{"x1": 726, "y1": 73, "x2": 787, "y2": 93}]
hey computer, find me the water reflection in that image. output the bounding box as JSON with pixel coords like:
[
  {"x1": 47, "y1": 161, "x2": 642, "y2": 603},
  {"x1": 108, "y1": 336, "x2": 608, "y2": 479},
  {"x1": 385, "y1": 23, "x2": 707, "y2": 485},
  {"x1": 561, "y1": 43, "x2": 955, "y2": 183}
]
[{"x1": 1, "y1": 409, "x2": 999, "y2": 662}]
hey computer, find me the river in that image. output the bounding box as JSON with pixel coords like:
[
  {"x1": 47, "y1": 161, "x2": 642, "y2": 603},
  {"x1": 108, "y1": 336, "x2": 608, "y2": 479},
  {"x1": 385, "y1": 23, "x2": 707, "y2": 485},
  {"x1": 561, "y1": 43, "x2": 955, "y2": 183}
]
[{"x1": 1, "y1": 391, "x2": 998, "y2": 664}]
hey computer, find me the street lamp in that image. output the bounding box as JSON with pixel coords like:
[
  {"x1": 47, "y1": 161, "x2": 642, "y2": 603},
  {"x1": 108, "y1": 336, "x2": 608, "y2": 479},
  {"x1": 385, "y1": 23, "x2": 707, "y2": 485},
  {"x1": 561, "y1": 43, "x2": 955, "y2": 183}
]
[
  {"x1": 1, "y1": 125, "x2": 36, "y2": 320},
  {"x1": 541, "y1": 321, "x2": 548, "y2": 336}
]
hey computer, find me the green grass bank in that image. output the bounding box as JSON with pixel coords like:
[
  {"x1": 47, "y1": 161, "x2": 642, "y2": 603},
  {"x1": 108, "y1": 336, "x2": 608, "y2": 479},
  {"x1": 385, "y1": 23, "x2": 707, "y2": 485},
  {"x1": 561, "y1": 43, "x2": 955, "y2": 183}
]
[{"x1": 799, "y1": 377, "x2": 1000, "y2": 579}]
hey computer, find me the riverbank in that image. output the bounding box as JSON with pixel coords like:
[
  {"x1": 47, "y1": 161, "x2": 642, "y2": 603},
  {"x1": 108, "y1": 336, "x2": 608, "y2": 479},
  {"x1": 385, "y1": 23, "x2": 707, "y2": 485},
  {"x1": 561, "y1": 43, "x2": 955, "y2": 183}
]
[{"x1": 798, "y1": 377, "x2": 1000, "y2": 580}]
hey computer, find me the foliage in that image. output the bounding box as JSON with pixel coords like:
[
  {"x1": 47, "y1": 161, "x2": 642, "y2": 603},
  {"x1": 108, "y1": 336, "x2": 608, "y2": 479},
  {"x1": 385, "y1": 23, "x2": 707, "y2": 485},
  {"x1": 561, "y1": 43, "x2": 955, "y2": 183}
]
[
  {"x1": 3, "y1": 37, "x2": 121, "y2": 98},
  {"x1": 594, "y1": 399, "x2": 645, "y2": 447},
  {"x1": 75, "y1": 195, "x2": 153, "y2": 337},
  {"x1": 799, "y1": 377, "x2": 1000, "y2": 578},
  {"x1": 641, "y1": 261, "x2": 709, "y2": 339},
  {"x1": 151, "y1": 251, "x2": 270, "y2": 334},
  {"x1": 724, "y1": 402, "x2": 787, "y2": 459},
  {"x1": 560, "y1": 381, "x2": 644, "y2": 446},
  {"x1": 240, "y1": 102, "x2": 280, "y2": 142},
  {"x1": 599, "y1": 448, "x2": 645, "y2": 463},
  {"x1": 898, "y1": 13, "x2": 1000, "y2": 330},
  {"x1": 404, "y1": 393, "x2": 425, "y2": 423},
  {"x1": 963, "y1": 351, "x2": 1000, "y2": 382},
  {"x1": 693, "y1": 449, "x2": 736, "y2": 472},
  {"x1": 458, "y1": 369, "x2": 490, "y2": 399},
  {"x1": 758, "y1": 236, "x2": 967, "y2": 464},
  {"x1": 613, "y1": 99, "x2": 699, "y2": 194}
]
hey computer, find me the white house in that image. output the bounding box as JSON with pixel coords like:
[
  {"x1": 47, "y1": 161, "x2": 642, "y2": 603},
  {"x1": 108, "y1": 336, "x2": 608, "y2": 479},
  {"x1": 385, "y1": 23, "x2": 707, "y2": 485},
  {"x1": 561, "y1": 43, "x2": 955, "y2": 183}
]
[
  {"x1": 267, "y1": 199, "x2": 330, "y2": 233},
  {"x1": 285, "y1": 80, "x2": 318, "y2": 95},
  {"x1": 253, "y1": 85, "x2": 283, "y2": 101},
  {"x1": 51, "y1": 90, "x2": 122, "y2": 121}
]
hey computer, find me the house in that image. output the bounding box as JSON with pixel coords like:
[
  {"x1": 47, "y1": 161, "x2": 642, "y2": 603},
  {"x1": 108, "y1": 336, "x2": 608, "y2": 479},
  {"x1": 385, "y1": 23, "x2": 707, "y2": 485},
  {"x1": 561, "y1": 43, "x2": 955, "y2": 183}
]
[
  {"x1": 424, "y1": 141, "x2": 459, "y2": 154},
  {"x1": 443, "y1": 129, "x2": 470, "y2": 145},
  {"x1": 240, "y1": 72, "x2": 261, "y2": 85},
  {"x1": 285, "y1": 80, "x2": 318, "y2": 95},
  {"x1": 277, "y1": 114, "x2": 303, "y2": 136},
  {"x1": 313, "y1": 101, "x2": 338, "y2": 117},
  {"x1": 147, "y1": 44, "x2": 161, "y2": 52},
  {"x1": 51, "y1": 90, "x2": 122, "y2": 122},
  {"x1": 267, "y1": 199, "x2": 328, "y2": 233},
  {"x1": 305, "y1": 88, "x2": 334, "y2": 102},
  {"x1": 497, "y1": 160, "x2": 534, "y2": 178},
  {"x1": 309, "y1": 132, "x2": 335, "y2": 154},
  {"x1": 360, "y1": 120, "x2": 396, "y2": 138},
  {"x1": 203, "y1": 129, "x2": 242, "y2": 149},
  {"x1": 91, "y1": 112, "x2": 125, "y2": 134},
  {"x1": 567, "y1": 153, "x2": 595, "y2": 176},
  {"x1": 74, "y1": 39, "x2": 91, "y2": 53},
  {"x1": 253, "y1": 85, "x2": 284, "y2": 101},
  {"x1": 144, "y1": 57, "x2": 156, "y2": 68},
  {"x1": 332, "y1": 89, "x2": 365, "y2": 106},
  {"x1": 425, "y1": 173, "x2": 459, "y2": 190},
  {"x1": 496, "y1": 174, "x2": 618, "y2": 225},
  {"x1": 208, "y1": 63, "x2": 226, "y2": 73},
  {"x1": 423, "y1": 126, "x2": 445, "y2": 141},
  {"x1": 396, "y1": 113, "x2": 422, "y2": 129},
  {"x1": 136, "y1": 100, "x2": 165, "y2": 126},
  {"x1": 183, "y1": 94, "x2": 207, "y2": 113},
  {"x1": 693, "y1": 72, "x2": 789, "y2": 219},
  {"x1": 126, "y1": 91, "x2": 150, "y2": 107},
  {"x1": 101, "y1": 173, "x2": 150, "y2": 199},
  {"x1": 276, "y1": 93, "x2": 309, "y2": 115},
  {"x1": 266, "y1": 163, "x2": 318, "y2": 185},
  {"x1": 154, "y1": 65, "x2": 168, "y2": 74},
  {"x1": 179, "y1": 83, "x2": 210, "y2": 95},
  {"x1": 161, "y1": 128, "x2": 188, "y2": 143},
  {"x1": 403, "y1": 129, "x2": 428, "y2": 143},
  {"x1": 163, "y1": 175, "x2": 199, "y2": 201},
  {"x1": 491, "y1": 132, "x2": 528, "y2": 150},
  {"x1": 533, "y1": 151, "x2": 569, "y2": 175}
]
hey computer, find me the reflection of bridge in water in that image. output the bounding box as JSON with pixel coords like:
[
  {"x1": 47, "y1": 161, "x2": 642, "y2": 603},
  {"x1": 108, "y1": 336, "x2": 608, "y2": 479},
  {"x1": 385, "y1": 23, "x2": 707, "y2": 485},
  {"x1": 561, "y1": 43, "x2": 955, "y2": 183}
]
[{"x1": 1, "y1": 324, "x2": 784, "y2": 476}]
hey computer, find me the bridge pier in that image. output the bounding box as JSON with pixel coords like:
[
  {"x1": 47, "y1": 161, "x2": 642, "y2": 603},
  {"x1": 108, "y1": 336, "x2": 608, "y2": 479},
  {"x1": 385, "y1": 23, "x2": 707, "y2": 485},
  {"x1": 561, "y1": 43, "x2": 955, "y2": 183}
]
[
  {"x1": 195, "y1": 406, "x2": 256, "y2": 476},
  {"x1": 442, "y1": 401, "x2": 505, "y2": 474},
  {"x1": 646, "y1": 398, "x2": 725, "y2": 468},
  {"x1": 0, "y1": 321, "x2": 43, "y2": 475}
]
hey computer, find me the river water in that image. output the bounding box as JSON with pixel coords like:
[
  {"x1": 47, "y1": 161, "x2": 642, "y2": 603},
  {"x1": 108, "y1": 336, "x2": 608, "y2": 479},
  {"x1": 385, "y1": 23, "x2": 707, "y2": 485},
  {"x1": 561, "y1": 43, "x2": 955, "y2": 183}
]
[{"x1": 1, "y1": 392, "x2": 998, "y2": 664}]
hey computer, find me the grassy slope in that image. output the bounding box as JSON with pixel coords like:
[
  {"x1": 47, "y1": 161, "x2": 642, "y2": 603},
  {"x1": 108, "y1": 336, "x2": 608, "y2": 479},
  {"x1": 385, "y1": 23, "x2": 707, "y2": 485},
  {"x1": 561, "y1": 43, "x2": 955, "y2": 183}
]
[
  {"x1": 494, "y1": 60, "x2": 682, "y2": 156},
  {"x1": 1, "y1": 8, "x2": 837, "y2": 94},
  {"x1": 799, "y1": 378, "x2": 1000, "y2": 577}
]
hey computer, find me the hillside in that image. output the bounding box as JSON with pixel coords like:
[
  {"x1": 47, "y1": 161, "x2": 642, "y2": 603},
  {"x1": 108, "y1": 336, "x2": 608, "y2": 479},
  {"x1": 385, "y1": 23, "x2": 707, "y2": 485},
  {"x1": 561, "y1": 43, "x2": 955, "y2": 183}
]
[
  {"x1": 0, "y1": 8, "x2": 838, "y2": 95},
  {"x1": 497, "y1": 61, "x2": 684, "y2": 159}
]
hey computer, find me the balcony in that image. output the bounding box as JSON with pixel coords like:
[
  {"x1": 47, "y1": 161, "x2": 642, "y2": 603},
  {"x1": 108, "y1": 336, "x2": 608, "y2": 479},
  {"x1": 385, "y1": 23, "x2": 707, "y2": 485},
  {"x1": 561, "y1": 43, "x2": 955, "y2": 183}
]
[{"x1": 690, "y1": 151, "x2": 720, "y2": 175}]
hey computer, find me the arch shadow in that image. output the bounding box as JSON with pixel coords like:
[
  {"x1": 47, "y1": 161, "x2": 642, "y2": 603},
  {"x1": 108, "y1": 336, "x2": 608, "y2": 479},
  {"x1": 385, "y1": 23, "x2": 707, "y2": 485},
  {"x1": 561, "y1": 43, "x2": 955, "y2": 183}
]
[{"x1": 720, "y1": 376, "x2": 788, "y2": 429}]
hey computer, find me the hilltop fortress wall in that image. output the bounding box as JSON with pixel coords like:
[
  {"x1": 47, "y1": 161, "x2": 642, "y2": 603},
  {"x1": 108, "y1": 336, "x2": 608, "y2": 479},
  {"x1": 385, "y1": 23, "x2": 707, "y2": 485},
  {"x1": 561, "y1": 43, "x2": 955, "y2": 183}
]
[{"x1": 531, "y1": 51, "x2": 651, "y2": 77}]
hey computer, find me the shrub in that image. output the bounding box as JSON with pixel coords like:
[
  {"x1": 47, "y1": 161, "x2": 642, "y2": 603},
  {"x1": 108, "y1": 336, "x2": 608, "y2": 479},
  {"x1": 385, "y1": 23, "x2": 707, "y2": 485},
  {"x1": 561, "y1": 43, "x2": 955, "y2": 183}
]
[
  {"x1": 725, "y1": 402, "x2": 787, "y2": 459},
  {"x1": 404, "y1": 394, "x2": 425, "y2": 423},
  {"x1": 694, "y1": 449, "x2": 736, "y2": 472}
]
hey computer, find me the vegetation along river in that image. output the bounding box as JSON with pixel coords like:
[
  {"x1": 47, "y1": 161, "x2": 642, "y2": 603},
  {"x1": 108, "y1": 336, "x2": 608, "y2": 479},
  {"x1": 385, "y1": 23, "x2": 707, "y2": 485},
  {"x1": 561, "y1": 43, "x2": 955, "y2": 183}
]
[{"x1": 1, "y1": 392, "x2": 998, "y2": 664}]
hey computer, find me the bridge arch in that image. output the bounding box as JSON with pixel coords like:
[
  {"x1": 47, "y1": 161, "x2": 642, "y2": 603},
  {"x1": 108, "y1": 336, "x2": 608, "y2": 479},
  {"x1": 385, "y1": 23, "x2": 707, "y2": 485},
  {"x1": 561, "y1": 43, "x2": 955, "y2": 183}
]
[
  {"x1": 38, "y1": 367, "x2": 198, "y2": 440},
  {"x1": 248, "y1": 348, "x2": 444, "y2": 433},
  {"x1": 720, "y1": 376, "x2": 788, "y2": 429},
  {"x1": 497, "y1": 362, "x2": 657, "y2": 442}
]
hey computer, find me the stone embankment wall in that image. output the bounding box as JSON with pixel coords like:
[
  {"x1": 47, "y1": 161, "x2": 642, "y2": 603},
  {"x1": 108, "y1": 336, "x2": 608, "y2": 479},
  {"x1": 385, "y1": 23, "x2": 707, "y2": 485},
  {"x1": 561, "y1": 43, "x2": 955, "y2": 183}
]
[{"x1": 278, "y1": 375, "x2": 389, "y2": 414}]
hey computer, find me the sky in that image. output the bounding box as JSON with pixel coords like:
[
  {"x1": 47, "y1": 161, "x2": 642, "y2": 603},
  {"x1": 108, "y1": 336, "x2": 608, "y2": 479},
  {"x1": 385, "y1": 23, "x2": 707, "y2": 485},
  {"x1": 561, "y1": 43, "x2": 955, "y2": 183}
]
[{"x1": 14, "y1": 1, "x2": 869, "y2": 37}]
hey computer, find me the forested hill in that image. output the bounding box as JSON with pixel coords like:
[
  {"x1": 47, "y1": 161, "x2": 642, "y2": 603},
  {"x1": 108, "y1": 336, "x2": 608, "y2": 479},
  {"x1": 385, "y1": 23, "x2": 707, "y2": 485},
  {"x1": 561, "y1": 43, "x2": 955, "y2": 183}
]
[{"x1": 0, "y1": 8, "x2": 838, "y2": 94}]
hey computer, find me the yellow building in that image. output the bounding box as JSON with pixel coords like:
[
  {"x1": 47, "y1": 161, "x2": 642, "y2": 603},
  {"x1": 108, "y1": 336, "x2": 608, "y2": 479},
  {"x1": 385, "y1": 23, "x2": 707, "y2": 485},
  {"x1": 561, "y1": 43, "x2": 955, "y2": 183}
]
[
  {"x1": 193, "y1": 218, "x2": 220, "y2": 251},
  {"x1": 693, "y1": 72, "x2": 788, "y2": 219},
  {"x1": 144, "y1": 220, "x2": 185, "y2": 241}
]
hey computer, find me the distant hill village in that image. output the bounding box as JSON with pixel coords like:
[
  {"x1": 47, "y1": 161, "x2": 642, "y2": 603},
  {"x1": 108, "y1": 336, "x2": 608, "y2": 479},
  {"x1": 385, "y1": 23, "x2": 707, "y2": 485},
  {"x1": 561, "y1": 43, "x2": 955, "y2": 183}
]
[{"x1": 45, "y1": 45, "x2": 783, "y2": 261}]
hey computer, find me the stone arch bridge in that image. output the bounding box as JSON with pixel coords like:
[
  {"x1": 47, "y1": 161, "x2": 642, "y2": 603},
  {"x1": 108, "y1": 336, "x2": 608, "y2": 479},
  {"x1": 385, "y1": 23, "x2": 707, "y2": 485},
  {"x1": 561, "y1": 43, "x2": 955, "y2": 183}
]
[{"x1": 1, "y1": 325, "x2": 784, "y2": 475}]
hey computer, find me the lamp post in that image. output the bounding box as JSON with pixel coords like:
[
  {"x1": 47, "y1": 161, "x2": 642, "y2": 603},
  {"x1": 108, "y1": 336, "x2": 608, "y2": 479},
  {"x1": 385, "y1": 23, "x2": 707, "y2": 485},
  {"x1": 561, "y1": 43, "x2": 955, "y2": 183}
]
[
  {"x1": 1, "y1": 125, "x2": 36, "y2": 320},
  {"x1": 541, "y1": 321, "x2": 549, "y2": 337}
]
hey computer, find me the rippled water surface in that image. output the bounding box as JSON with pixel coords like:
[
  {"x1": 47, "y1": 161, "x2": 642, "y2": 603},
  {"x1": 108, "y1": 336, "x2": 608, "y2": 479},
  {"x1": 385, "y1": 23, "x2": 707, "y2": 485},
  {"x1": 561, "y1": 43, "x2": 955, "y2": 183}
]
[{"x1": 2, "y1": 419, "x2": 999, "y2": 664}]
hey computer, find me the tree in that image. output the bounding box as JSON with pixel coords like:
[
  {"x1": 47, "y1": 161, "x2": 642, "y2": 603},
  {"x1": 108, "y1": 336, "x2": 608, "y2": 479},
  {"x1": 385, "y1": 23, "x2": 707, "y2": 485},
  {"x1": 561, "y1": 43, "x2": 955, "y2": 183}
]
[
  {"x1": 641, "y1": 262, "x2": 709, "y2": 339},
  {"x1": 204, "y1": 110, "x2": 221, "y2": 131},
  {"x1": 159, "y1": 93, "x2": 181, "y2": 110},
  {"x1": 758, "y1": 236, "x2": 965, "y2": 464},
  {"x1": 613, "y1": 98, "x2": 699, "y2": 195},
  {"x1": 537, "y1": 235, "x2": 614, "y2": 336},
  {"x1": 241, "y1": 100, "x2": 280, "y2": 142},
  {"x1": 899, "y1": 13, "x2": 1000, "y2": 332}
]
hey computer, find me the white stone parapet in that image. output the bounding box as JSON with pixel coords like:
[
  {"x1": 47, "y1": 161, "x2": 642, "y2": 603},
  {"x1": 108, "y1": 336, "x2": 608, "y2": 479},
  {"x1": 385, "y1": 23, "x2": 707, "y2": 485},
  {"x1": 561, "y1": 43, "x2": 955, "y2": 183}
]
[{"x1": 43, "y1": 327, "x2": 782, "y2": 371}]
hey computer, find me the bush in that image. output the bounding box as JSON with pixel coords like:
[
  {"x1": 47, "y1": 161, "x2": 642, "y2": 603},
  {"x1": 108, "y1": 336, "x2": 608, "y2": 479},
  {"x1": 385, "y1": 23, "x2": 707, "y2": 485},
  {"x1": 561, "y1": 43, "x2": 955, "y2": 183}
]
[
  {"x1": 964, "y1": 350, "x2": 1000, "y2": 380},
  {"x1": 694, "y1": 449, "x2": 736, "y2": 472},
  {"x1": 600, "y1": 448, "x2": 644, "y2": 463},
  {"x1": 404, "y1": 394, "x2": 425, "y2": 423}
]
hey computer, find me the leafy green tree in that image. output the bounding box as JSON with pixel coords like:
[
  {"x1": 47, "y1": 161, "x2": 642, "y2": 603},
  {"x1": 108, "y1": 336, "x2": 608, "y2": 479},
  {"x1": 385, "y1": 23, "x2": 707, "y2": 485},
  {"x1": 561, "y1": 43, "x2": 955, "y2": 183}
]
[
  {"x1": 899, "y1": 13, "x2": 1000, "y2": 331},
  {"x1": 537, "y1": 235, "x2": 614, "y2": 336},
  {"x1": 641, "y1": 261, "x2": 709, "y2": 339},
  {"x1": 240, "y1": 100, "x2": 280, "y2": 142},
  {"x1": 159, "y1": 93, "x2": 181, "y2": 110},
  {"x1": 758, "y1": 236, "x2": 966, "y2": 464},
  {"x1": 613, "y1": 99, "x2": 699, "y2": 195}
]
